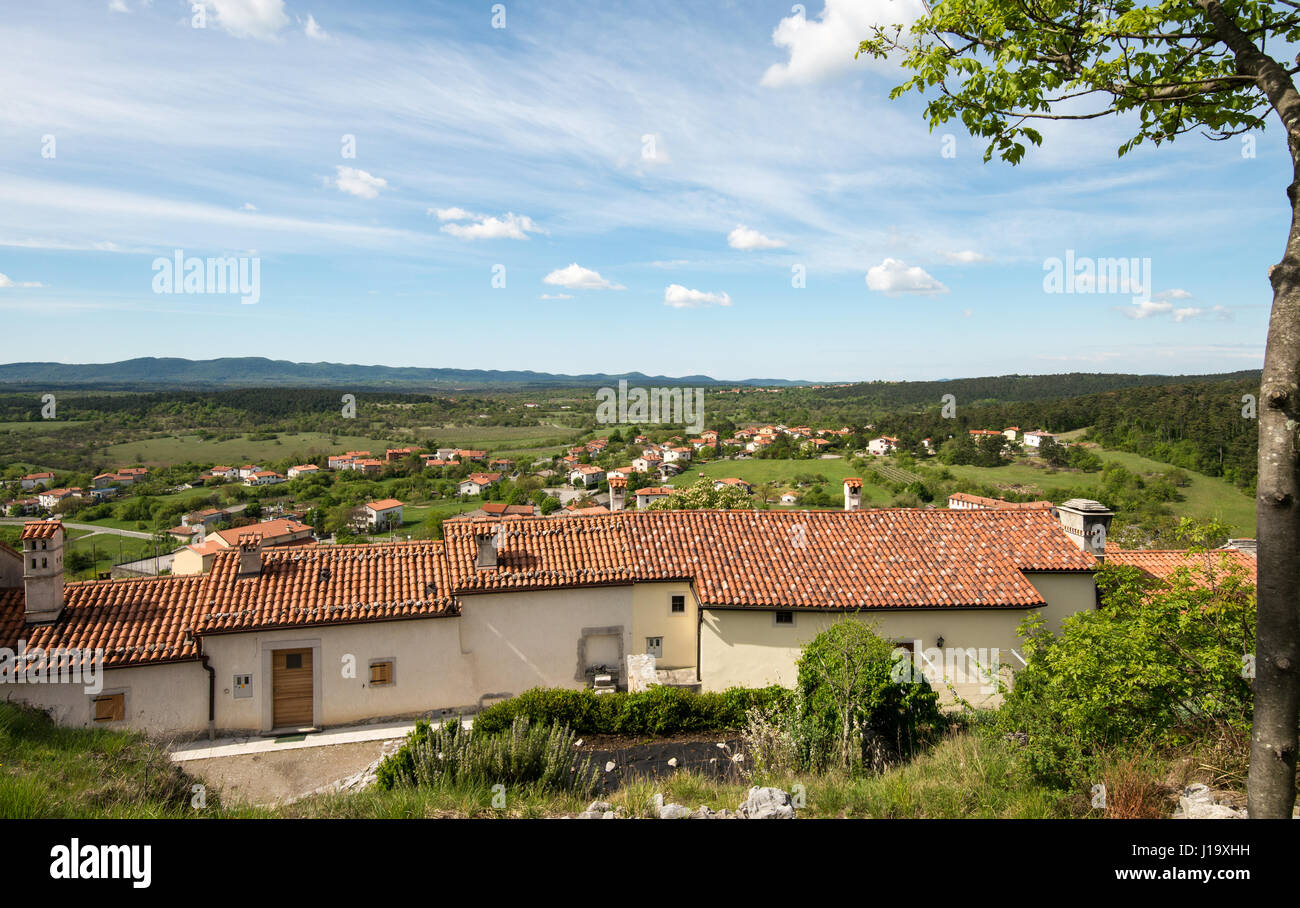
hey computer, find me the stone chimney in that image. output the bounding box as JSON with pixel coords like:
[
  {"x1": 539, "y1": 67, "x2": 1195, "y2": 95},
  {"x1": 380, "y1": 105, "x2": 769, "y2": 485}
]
[
  {"x1": 236, "y1": 533, "x2": 264, "y2": 577},
  {"x1": 1056, "y1": 499, "x2": 1115, "y2": 557},
  {"x1": 608, "y1": 477, "x2": 627, "y2": 512},
  {"x1": 475, "y1": 525, "x2": 500, "y2": 570},
  {"x1": 22, "y1": 520, "x2": 65, "y2": 624},
  {"x1": 843, "y1": 477, "x2": 862, "y2": 512}
]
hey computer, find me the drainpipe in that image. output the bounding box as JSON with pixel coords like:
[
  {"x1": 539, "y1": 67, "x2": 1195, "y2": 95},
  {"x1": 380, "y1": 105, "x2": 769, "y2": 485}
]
[{"x1": 189, "y1": 629, "x2": 216, "y2": 741}]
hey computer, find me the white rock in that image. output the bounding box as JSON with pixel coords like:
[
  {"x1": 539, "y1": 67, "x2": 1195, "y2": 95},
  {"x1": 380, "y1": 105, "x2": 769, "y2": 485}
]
[{"x1": 738, "y1": 786, "x2": 795, "y2": 819}]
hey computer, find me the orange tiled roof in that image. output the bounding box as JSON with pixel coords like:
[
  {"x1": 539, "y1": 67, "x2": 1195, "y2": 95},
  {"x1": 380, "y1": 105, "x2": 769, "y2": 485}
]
[
  {"x1": 367, "y1": 499, "x2": 404, "y2": 511},
  {"x1": 0, "y1": 509, "x2": 1099, "y2": 669},
  {"x1": 22, "y1": 520, "x2": 62, "y2": 540},
  {"x1": 1103, "y1": 549, "x2": 1256, "y2": 583}
]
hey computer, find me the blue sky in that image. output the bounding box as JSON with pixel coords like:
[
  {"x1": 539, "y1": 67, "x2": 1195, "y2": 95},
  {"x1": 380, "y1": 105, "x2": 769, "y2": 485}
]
[{"x1": 0, "y1": 0, "x2": 1283, "y2": 382}]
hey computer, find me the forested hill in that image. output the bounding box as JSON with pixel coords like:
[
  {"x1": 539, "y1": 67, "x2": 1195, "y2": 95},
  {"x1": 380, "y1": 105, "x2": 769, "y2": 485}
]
[
  {"x1": 0, "y1": 358, "x2": 805, "y2": 390},
  {"x1": 0, "y1": 358, "x2": 1260, "y2": 395},
  {"x1": 810, "y1": 370, "x2": 1263, "y2": 409}
]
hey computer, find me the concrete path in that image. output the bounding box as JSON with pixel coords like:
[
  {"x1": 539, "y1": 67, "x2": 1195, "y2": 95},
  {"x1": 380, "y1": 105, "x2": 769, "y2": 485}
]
[{"x1": 170, "y1": 716, "x2": 471, "y2": 763}]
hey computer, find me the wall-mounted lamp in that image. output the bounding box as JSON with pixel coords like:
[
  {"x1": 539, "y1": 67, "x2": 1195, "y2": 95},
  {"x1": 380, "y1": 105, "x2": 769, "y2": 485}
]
[{"x1": 936, "y1": 635, "x2": 945, "y2": 648}]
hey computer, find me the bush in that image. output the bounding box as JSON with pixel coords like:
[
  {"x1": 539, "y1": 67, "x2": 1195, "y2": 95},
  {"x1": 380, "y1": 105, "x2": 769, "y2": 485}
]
[
  {"x1": 996, "y1": 549, "x2": 1255, "y2": 788},
  {"x1": 795, "y1": 620, "x2": 946, "y2": 772},
  {"x1": 376, "y1": 716, "x2": 598, "y2": 796},
  {"x1": 472, "y1": 685, "x2": 790, "y2": 737}
]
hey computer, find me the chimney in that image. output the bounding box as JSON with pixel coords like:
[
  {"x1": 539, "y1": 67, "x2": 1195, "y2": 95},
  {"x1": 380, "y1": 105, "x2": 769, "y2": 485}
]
[
  {"x1": 475, "y1": 525, "x2": 501, "y2": 570},
  {"x1": 843, "y1": 477, "x2": 862, "y2": 512},
  {"x1": 1056, "y1": 499, "x2": 1115, "y2": 556},
  {"x1": 236, "y1": 533, "x2": 264, "y2": 576},
  {"x1": 22, "y1": 520, "x2": 65, "y2": 623},
  {"x1": 608, "y1": 477, "x2": 627, "y2": 512}
]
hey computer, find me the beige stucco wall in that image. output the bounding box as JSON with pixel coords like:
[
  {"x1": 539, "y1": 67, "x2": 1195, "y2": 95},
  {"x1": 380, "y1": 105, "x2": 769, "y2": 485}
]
[
  {"x1": 699, "y1": 571, "x2": 1096, "y2": 706},
  {"x1": 2, "y1": 660, "x2": 209, "y2": 738},
  {"x1": 201, "y1": 616, "x2": 471, "y2": 734},
  {"x1": 631, "y1": 581, "x2": 698, "y2": 671}
]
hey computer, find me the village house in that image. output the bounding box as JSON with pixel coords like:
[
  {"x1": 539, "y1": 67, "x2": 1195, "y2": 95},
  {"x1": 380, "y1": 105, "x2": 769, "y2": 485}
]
[
  {"x1": 364, "y1": 499, "x2": 404, "y2": 530},
  {"x1": 37, "y1": 488, "x2": 82, "y2": 511},
  {"x1": 1023, "y1": 429, "x2": 1058, "y2": 449},
  {"x1": 209, "y1": 466, "x2": 238, "y2": 481},
  {"x1": 948, "y1": 492, "x2": 1056, "y2": 511},
  {"x1": 632, "y1": 454, "x2": 663, "y2": 473},
  {"x1": 635, "y1": 486, "x2": 674, "y2": 509},
  {"x1": 867, "y1": 436, "x2": 899, "y2": 456},
  {"x1": 20, "y1": 472, "x2": 55, "y2": 490},
  {"x1": 243, "y1": 470, "x2": 285, "y2": 487},
  {"x1": 458, "y1": 472, "x2": 503, "y2": 496},
  {"x1": 385, "y1": 448, "x2": 416, "y2": 462},
  {"x1": 0, "y1": 501, "x2": 1140, "y2": 738},
  {"x1": 171, "y1": 517, "x2": 315, "y2": 575},
  {"x1": 569, "y1": 464, "x2": 605, "y2": 488},
  {"x1": 712, "y1": 477, "x2": 753, "y2": 494},
  {"x1": 237, "y1": 465, "x2": 261, "y2": 480},
  {"x1": 287, "y1": 464, "x2": 320, "y2": 480}
]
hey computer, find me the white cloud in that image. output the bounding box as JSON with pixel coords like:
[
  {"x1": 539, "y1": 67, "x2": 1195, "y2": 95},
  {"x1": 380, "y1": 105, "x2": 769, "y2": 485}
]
[
  {"x1": 664, "y1": 284, "x2": 732, "y2": 308},
  {"x1": 303, "y1": 14, "x2": 328, "y2": 40},
  {"x1": 1172, "y1": 307, "x2": 1203, "y2": 322},
  {"x1": 864, "y1": 258, "x2": 948, "y2": 295},
  {"x1": 727, "y1": 225, "x2": 785, "y2": 250},
  {"x1": 0, "y1": 273, "x2": 44, "y2": 288},
  {"x1": 108, "y1": 0, "x2": 129, "y2": 12},
  {"x1": 1155, "y1": 288, "x2": 1194, "y2": 300},
  {"x1": 430, "y1": 207, "x2": 475, "y2": 221},
  {"x1": 1120, "y1": 299, "x2": 1174, "y2": 319},
  {"x1": 437, "y1": 210, "x2": 545, "y2": 240},
  {"x1": 942, "y1": 250, "x2": 989, "y2": 264},
  {"x1": 761, "y1": 0, "x2": 925, "y2": 87},
  {"x1": 241, "y1": 202, "x2": 257, "y2": 211},
  {"x1": 332, "y1": 166, "x2": 387, "y2": 199},
  {"x1": 543, "y1": 263, "x2": 624, "y2": 290},
  {"x1": 539, "y1": 292, "x2": 572, "y2": 300},
  {"x1": 1120, "y1": 294, "x2": 1208, "y2": 321},
  {"x1": 203, "y1": 0, "x2": 290, "y2": 40}
]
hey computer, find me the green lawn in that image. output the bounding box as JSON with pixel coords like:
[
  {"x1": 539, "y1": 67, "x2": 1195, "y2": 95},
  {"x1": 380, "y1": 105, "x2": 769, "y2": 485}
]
[
  {"x1": 100, "y1": 432, "x2": 404, "y2": 467},
  {"x1": 939, "y1": 450, "x2": 1255, "y2": 536},
  {"x1": 691, "y1": 457, "x2": 892, "y2": 506}
]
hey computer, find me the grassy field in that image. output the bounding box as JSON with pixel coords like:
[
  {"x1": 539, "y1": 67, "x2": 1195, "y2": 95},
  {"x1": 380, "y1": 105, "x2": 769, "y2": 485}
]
[
  {"x1": 691, "y1": 457, "x2": 893, "y2": 506},
  {"x1": 939, "y1": 450, "x2": 1255, "y2": 535}
]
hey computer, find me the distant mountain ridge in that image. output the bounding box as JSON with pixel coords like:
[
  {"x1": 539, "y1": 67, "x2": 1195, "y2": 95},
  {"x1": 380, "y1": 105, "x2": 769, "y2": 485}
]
[{"x1": 0, "y1": 358, "x2": 810, "y2": 390}]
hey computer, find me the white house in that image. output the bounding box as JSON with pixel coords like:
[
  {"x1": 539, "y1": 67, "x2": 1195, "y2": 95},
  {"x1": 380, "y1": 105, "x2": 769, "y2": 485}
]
[
  {"x1": 569, "y1": 464, "x2": 605, "y2": 487},
  {"x1": 365, "y1": 498, "x2": 404, "y2": 529},
  {"x1": 287, "y1": 464, "x2": 320, "y2": 479},
  {"x1": 635, "y1": 486, "x2": 674, "y2": 509},
  {"x1": 243, "y1": 471, "x2": 285, "y2": 487},
  {"x1": 1024, "y1": 430, "x2": 1057, "y2": 449},
  {"x1": 459, "y1": 472, "x2": 503, "y2": 496},
  {"x1": 867, "y1": 436, "x2": 899, "y2": 456}
]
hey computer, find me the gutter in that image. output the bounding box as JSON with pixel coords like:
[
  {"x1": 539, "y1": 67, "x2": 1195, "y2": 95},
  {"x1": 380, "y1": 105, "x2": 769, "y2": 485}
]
[{"x1": 188, "y1": 629, "x2": 216, "y2": 741}]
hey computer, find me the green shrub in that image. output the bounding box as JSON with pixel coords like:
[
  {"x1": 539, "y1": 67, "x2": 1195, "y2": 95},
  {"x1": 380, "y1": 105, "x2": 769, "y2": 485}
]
[
  {"x1": 795, "y1": 620, "x2": 946, "y2": 772},
  {"x1": 472, "y1": 685, "x2": 789, "y2": 737},
  {"x1": 997, "y1": 549, "x2": 1255, "y2": 788},
  {"x1": 376, "y1": 717, "x2": 598, "y2": 797}
]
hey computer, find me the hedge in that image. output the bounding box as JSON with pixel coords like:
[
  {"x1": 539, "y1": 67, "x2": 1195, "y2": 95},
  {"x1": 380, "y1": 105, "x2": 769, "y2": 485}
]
[{"x1": 471, "y1": 685, "x2": 790, "y2": 737}]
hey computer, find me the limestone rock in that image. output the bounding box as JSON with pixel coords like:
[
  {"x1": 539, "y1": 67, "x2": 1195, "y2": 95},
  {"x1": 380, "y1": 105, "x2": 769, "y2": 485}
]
[{"x1": 738, "y1": 786, "x2": 795, "y2": 819}]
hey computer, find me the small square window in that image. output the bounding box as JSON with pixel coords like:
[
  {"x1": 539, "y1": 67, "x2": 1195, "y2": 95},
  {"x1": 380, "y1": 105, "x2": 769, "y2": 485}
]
[
  {"x1": 670, "y1": 595, "x2": 685, "y2": 614},
  {"x1": 285, "y1": 653, "x2": 303, "y2": 670},
  {"x1": 370, "y1": 661, "x2": 394, "y2": 686},
  {"x1": 94, "y1": 693, "x2": 125, "y2": 722},
  {"x1": 774, "y1": 611, "x2": 794, "y2": 625}
]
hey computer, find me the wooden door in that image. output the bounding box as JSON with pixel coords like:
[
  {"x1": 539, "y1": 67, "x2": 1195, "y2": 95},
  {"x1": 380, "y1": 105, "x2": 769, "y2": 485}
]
[{"x1": 272, "y1": 648, "x2": 314, "y2": 729}]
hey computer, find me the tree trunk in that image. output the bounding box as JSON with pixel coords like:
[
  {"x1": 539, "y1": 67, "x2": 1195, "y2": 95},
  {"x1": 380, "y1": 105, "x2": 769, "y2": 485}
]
[{"x1": 1249, "y1": 165, "x2": 1300, "y2": 818}]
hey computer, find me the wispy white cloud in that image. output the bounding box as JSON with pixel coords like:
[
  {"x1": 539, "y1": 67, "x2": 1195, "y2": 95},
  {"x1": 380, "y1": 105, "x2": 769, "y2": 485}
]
[
  {"x1": 728, "y1": 225, "x2": 785, "y2": 250},
  {"x1": 0, "y1": 273, "x2": 44, "y2": 288},
  {"x1": 543, "y1": 263, "x2": 624, "y2": 290},
  {"x1": 664, "y1": 284, "x2": 731, "y2": 308},
  {"x1": 761, "y1": 0, "x2": 925, "y2": 87},
  {"x1": 332, "y1": 166, "x2": 387, "y2": 199},
  {"x1": 434, "y1": 209, "x2": 545, "y2": 240},
  {"x1": 942, "y1": 250, "x2": 989, "y2": 264},
  {"x1": 865, "y1": 258, "x2": 948, "y2": 295},
  {"x1": 303, "y1": 13, "x2": 328, "y2": 40},
  {"x1": 202, "y1": 0, "x2": 290, "y2": 40}
]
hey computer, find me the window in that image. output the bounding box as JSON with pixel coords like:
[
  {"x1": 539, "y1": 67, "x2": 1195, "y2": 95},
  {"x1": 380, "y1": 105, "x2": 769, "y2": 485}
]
[
  {"x1": 670, "y1": 595, "x2": 685, "y2": 614},
  {"x1": 94, "y1": 693, "x2": 125, "y2": 722},
  {"x1": 774, "y1": 610, "x2": 794, "y2": 626},
  {"x1": 369, "y1": 660, "x2": 394, "y2": 686},
  {"x1": 894, "y1": 640, "x2": 915, "y2": 654},
  {"x1": 285, "y1": 653, "x2": 303, "y2": 670}
]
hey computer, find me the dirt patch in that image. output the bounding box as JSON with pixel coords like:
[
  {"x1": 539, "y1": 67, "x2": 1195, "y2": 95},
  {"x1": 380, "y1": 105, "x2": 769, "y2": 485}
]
[
  {"x1": 181, "y1": 739, "x2": 396, "y2": 807},
  {"x1": 575, "y1": 732, "x2": 747, "y2": 794}
]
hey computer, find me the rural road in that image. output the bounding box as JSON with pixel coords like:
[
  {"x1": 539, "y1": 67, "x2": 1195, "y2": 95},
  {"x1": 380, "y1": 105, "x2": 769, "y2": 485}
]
[{"x1": 0, "y1": 518, "x2": 155, "y2": 539}]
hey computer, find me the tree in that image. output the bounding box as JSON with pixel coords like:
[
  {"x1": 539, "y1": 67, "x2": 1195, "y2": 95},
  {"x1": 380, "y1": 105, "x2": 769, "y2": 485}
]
[
  {"x1": 644, "y1": 478, "x2": 755, "y2": 510},
  {"x1": 861, "y1": 0, "x2": 1299, "y2": 819}
]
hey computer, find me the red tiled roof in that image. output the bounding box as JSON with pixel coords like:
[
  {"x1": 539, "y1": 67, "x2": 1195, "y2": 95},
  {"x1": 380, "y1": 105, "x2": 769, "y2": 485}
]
[
  {"x1": 0, "y1": 509, "x2": 1098, "y2": 669},
  {"x1": 22, "y1": 520, "x2": 62, "y2": 540},
  {"x1": 1103, "y1": 549, "x2": 1256, "y2": 584},
  {"x1": 366, "y1": 499, "x2": 404, "y2": 511}
]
